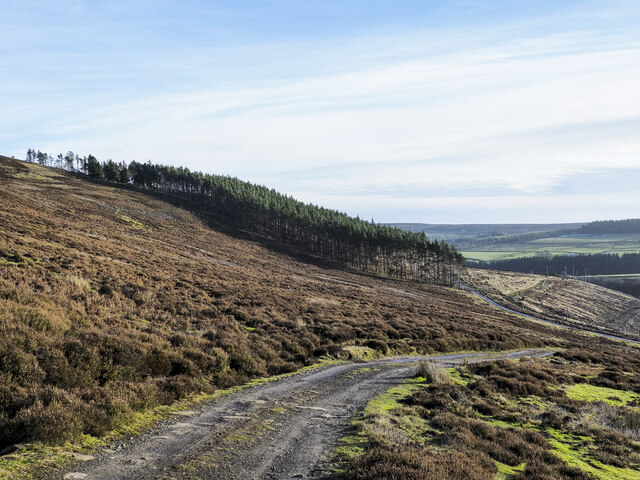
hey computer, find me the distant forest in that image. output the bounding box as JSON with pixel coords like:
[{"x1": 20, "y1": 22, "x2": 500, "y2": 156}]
[
  {"x1": 471, "y1": 252, "x2": 640, "y2": 276},
  {"x1": 580, "y1": 218, "x2": 640, "y2": 234},
  {"x1": 24, "y1": 149, "x2": 463, "y2": 285}
]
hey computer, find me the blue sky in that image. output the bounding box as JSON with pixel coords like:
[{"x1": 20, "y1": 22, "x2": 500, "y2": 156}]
[{"x1": 2, "y1": 1, "x2": 640, "y2": 223}]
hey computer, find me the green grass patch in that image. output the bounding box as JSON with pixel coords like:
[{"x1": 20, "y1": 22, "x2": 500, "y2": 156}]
[
  {"x1": 495, "y1": 460, "x2": 525, "y2": 480},
  {"x1": 118, "y1": 214, "x2": 148, "y2": 230},
  {"x1": 448, "y1": 367, "x2": 472, "y2": 386},
  {"x1": 463, "y1": 233, "x2": 640, "y2": 262},
  {"x1": 334, "y1": 433, "x2": 368, "y2": 459},
  {"x1": 549, "y1": 437, "x2": 640, "y2": 480},
  {"x1": 517, "y1": 395, "x2": 549, "y2": 409},
  {"x1": 364, "y1": 381, "x2": 425, "y2": 415},
  {"x1": 566, "y1": 383, "x2": 640, "y2": 406},
  {"x1": 462, "y1": 251, "x2": 526, "y2": 262}
]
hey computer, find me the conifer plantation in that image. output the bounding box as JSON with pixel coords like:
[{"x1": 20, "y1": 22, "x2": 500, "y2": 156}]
[{"x1": 24, "y1": 149, "x2": 464, "y2": 285}]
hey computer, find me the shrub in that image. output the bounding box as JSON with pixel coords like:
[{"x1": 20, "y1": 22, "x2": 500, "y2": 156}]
[
  {"x1": 348, "y1": 445, "x2": 495, "y2": 480},
  {"x1": 416, "y1": 361, "x2": 450, "y2": 385},
  {"x1": 365, "y1": 339, "x2": 389, "y2": 354}
]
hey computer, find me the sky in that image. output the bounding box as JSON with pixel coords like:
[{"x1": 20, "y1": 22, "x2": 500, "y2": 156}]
[{"x1": 2, "y1": 0, "x2": 640, "y2": 223}]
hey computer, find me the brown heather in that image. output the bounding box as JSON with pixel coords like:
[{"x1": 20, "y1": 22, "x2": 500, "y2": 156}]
[
  {"x1": 348, "y1": 355, "x2": 640, "y2": 480},
  {"x1": 0, "y1": 155, "x2": 638, "y2": 452}
]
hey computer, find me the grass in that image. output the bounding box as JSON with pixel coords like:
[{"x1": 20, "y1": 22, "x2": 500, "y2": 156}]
[
  {"x1": 329, "y1": 372, "x2": 436, "y2": 475},
  {"x1": 461, "y1": 234, "x2": 640, "y2": 262},
  {"x1": 333, "y1": 434, "x2": 367, "y2": 460},
  {"x1": 364, "y1": 380, "x2": 425, "y2": 415},
  {"x1": 463, "y1": 251, "x2": 531, "y2": 262},
  {"x1": 548, "y1": 438, "x2": 640, "y2": 480},
  {"x1": 448, "y1": 367, "x2": 472, "y2": 386},
  {"x1": 495, "y1": 461, "x2": 526, "y2": 480},
  {"x1": 566, "y1": 383, "x2": 640, "y2": 406},
  {"x1": 118, "y1": 214, "x2": 148, "y2": 230}
]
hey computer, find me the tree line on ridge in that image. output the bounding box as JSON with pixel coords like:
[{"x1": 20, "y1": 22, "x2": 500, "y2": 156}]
[{"x1": 25, "y1": 149, "x2": 464, "y2": 285}]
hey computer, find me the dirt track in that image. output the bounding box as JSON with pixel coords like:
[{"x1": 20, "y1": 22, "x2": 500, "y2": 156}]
[{"x1": 59, "y1": 349, "x2": 556, "y2": 480}]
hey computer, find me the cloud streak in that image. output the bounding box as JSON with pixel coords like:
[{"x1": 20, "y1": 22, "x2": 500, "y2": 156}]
[{"x1": 2, "y1": 1, "x2": 640, "y2": 222}]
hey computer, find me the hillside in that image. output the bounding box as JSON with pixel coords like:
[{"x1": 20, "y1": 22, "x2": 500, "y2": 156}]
[
  {"x1": 3, "y1": 156, "x2": 640, "y2": 479},
  {"x1": 0, "y1": 158, "x2": 553, "y2": 443},
  {"x1": 463, "y1": 268, "x2": 640, "y2": 338}
]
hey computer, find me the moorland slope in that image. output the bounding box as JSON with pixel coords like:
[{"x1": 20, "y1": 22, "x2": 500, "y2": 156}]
[
  {"x1": 0, "y1": 157, "x2": 554, "y2": 444},
  {"x1": 464, "y1": 268, "x2": 640, "y2": 338},
  {"x1": 2, "y1": 156, "x2": 640, "y2": 479}
]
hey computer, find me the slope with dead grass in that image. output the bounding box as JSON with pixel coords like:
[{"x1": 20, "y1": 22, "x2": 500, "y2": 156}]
[{"x1": 463, "y1": 268, "x2": 640, "y2": 338}]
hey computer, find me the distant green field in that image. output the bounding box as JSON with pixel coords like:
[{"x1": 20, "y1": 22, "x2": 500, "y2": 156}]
[
  {"x1": 586, "y1": 273, "x2": 640, "y2": 279},
  {"x1": 461, "y1": 234, "x2": 640, "y2": 262},
  {"x1": 388, "y1": 222, "x2": 582, "y2": 241}
]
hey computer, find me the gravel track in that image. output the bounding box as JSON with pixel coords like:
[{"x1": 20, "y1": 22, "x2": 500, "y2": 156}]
[{"x1": 59, "y1": 348, "x2": 556, "y2": 480}]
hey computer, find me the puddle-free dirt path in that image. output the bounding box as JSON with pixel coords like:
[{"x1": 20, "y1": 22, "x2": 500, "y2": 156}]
[{"x1": 60, "y1": 349, "x2": 556, "y2": 480}]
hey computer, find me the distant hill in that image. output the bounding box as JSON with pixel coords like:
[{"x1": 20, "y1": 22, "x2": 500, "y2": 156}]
[
  {"x1": 581, "y1": 218, "x2": 640, "y2": 234},
  {"x1": 388, "y1": 223, "x2": 584, "y2": 242}
]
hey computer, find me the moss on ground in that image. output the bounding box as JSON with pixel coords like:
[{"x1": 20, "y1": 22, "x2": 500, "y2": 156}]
[
  {"x1": 566, "y1": 383, "x2": 640, "y2": 406},
  {"x1": 339, "y1": 356, "x2": 640, "y2": 480},
  {"x1": 448, "y1": 367, "x2": 472, "y2": 385},
  {"x1": 118, "y1": 214, "x2": 148, "y2": 230},
  {"x1": 333, "y1": 434, "x2": 367, "y2": 460},
  {"x1": 364, "y1": 381, "x2": 425, "y2": 415},
  {"x1": 495, "y1": 461, "x2": 525, "y2": 480},
  {"x1": 549, "y1": 438, "x2": 640, "y2": 480}
]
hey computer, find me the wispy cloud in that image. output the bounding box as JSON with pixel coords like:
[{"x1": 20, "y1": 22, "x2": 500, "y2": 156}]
[{"x1": 2, "y1": 1, "x2": 640, "y2": 222}]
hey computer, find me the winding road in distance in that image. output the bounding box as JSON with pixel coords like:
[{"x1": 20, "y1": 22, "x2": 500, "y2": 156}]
[{"x1": 460, "y1": 284, "x2": 640, "y2": 346}]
